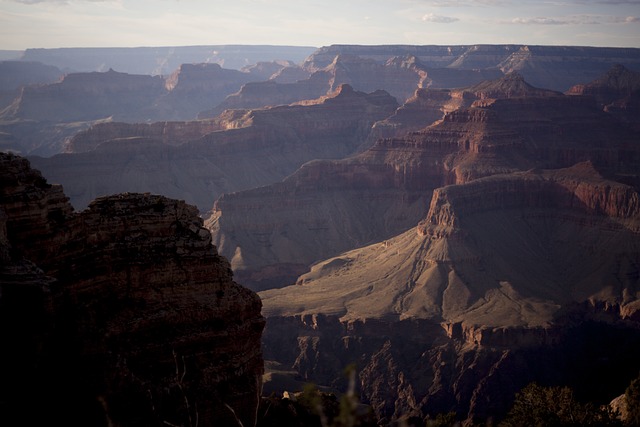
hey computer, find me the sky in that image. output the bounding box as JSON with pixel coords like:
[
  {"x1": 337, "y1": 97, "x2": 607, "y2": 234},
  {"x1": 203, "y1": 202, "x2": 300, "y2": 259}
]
[{"x1": 1, "y1": 0, "x2": 639, "y2": 50}]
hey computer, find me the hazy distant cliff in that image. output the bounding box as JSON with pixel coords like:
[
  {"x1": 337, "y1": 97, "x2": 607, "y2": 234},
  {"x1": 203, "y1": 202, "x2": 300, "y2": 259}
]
[{"x1": 29, "y1": 84, "x2": 398, "y2": 211}]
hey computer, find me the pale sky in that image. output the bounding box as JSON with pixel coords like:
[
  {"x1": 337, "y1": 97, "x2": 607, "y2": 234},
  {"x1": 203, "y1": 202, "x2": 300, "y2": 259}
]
[{"x1": 1, "y1": 0, "x2": 639, "y2": 50}]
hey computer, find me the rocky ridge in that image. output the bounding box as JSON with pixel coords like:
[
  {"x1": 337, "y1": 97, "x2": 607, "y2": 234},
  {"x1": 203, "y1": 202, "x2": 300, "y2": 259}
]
[{"x1": 0, "y1": 152, "x2": 264, "y2": 427}]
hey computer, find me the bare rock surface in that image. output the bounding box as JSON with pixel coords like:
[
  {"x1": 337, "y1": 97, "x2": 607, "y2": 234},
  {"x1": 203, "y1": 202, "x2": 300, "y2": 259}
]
[{"x1": 0, "y1": 152, "x2": 264, "y2": 427}]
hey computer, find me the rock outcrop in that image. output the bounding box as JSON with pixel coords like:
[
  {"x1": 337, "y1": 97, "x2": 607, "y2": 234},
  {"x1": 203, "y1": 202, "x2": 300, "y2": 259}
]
[
  {"x1": 2, "y1": 69, "x2": 167, "y2": 123},
  {"x1": 0, "y1": 152, "x2": 265, "y2": 427}
]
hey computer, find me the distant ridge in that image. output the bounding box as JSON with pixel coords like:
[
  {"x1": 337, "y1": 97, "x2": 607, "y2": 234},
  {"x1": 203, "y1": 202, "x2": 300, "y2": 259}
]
[{"x1": 20, "y1": 45, "x2": 318, "y2": 75}]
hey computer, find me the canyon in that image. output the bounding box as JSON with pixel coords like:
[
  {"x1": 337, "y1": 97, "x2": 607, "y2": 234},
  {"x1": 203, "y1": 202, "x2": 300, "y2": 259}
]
[{"x1": 2, "y1": 44, "x2": 640, "y2": 425}]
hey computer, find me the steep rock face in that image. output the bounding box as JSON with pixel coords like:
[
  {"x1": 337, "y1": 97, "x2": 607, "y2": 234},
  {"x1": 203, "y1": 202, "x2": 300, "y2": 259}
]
[
  {"x1": 263, "y1": 313, "x2": 640, "y2": 424},
  {"x1": 240, "y1": 60, "x2": 297, "y2": 81},
  {"x1": 259, "y1": 164, "x2": 640, "y2": 423},
  {"x1": 325, "y1": 54, "x2": 428, "y2": 103},
  {"x1": 0, "y1": 153, "x2": 265, "y2": 427},
  {"x1": 30, "y1": 85, "x2": 398, "y2": 212}
]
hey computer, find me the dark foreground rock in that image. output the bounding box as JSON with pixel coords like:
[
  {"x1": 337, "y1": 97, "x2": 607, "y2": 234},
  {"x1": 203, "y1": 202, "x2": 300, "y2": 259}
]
[{"x1": 0, "y1": 152, "x2": 264, "y2": 427}]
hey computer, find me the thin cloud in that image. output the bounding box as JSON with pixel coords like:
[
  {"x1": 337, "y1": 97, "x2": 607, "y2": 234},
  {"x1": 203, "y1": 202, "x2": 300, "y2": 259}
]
[
  {"x1": 422, "y1": 12, "x2": 459, "y2": 23},
  {"x1": 511, "y1": 17, "x2": 569, "y2": 25},
  {"x1": 405, "y1": 0, "x2": 509, "y2": 6},
  {"x1": 620, "y1": 15, "x2": 640, "y2": 22},
  {"x1": 510, "y1": 14, "x2": 637, "y2": 25}
]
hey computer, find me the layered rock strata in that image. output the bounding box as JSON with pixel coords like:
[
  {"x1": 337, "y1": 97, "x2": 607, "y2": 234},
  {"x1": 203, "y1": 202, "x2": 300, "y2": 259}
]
[
  {"x1": 209, "y1": 78, "x2": 639, "y2": 290},
  {"x1": 0, "y1": 152, "x2": 264, "y2": 427},
  {"x1": 260, "y1": 163, "x2": 640, "y2": 423}
]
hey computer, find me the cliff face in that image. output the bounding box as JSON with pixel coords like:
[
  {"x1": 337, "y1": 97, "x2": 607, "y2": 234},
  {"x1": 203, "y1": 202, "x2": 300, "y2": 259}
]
[
  {"x1": 0, "y1": 152, "x2": 265, "y2": 427},
  {"x1": 20, "y1": 45, "x2": 316, "y2": 75}
]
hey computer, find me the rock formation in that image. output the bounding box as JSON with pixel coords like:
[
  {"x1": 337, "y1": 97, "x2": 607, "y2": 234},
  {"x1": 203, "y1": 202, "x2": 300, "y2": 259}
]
[
  {"x1": 566, "y1": 63, "x2": 640, "y2": 130},
  {"x1": 204, "y1": 53, "x2": 430, "y2": 117},
  {"x1": 0, "y1": 152, "x2": 265, "y2": 427},
  {"x1": 208, "y1": 74, "x2": 637, "y2": 291},
  {"x1": 29, "y1": 84, "x2": 398, "y2": 212},
  {"x1": 0, "y1": 62, "x2": 299, "y2": 155},
  {"x1": 259, "y1": 163, "x2": 640, "y2": 424}
]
